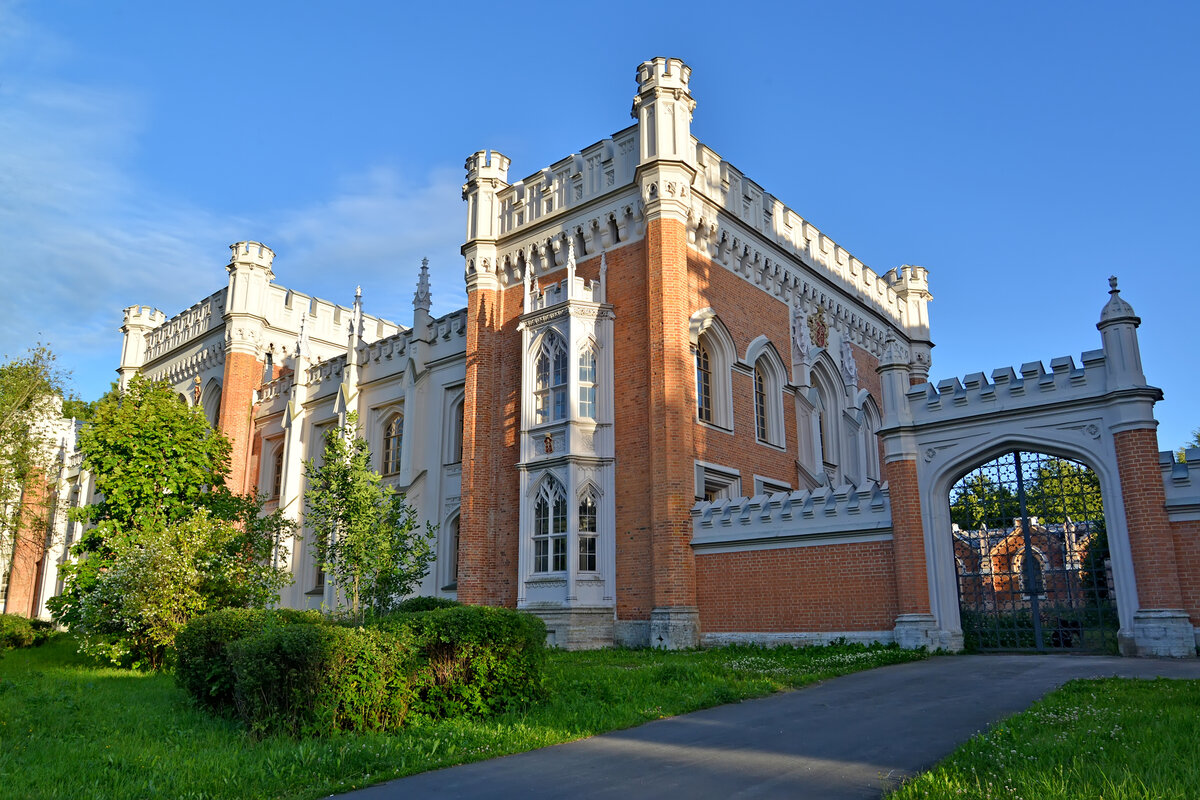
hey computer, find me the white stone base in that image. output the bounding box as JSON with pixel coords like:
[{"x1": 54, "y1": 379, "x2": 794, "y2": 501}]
[
  {"x1": 894, "y1": 613, "x2": 960, "y2": 651},
  {"x1": 701, "y1": 630, "x2": 894, "y2": 648},
  {"x1": 1131, "y1": 609, "x2": 1197, "y2": 658},
  {"x1": 525, "y1": 606, "x2": 615, "y2": 650},
  {"x1": 650, "y1": 606, "x2": 700, "y2": 649},
  {"x1": 614, "y1": 619, "x2": 650, "y2": 648}
]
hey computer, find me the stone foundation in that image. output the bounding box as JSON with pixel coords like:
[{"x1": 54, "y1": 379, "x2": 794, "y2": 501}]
[
  {"x1": 526, "y1": 606, "x2": 615, "y2": 650},
  {"x1": 1131, "y1": 609, "x2": 1197, "y2": 658},
  {"x1": 650, "y1": 606, "x2": 700, "y2": 649}
]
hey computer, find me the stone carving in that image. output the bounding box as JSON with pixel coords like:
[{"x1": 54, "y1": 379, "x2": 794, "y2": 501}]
[
  {"x1": 790, "y1": 299, "x2": 810, "y2": 364},
  {"x1": 841, "y1": 338, "x2": 859, "y2": 386},
  {"x1": 808, "y1": 306, "x2": 828, "y2": 349}
]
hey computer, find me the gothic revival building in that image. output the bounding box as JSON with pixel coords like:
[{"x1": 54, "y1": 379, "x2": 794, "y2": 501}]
[{"x1": 8, "y1": 59, "x2": 1199, "y2": 658}]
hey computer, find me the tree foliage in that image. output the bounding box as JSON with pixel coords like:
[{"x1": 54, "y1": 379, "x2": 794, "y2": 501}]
[
  {"x1": 51, "y1": 375, "x2": 292, "y2": 668},
  {"x1": 305, "y1": 413, "x2": 434, "y2": 621},
  {"x1": 0, "y1": 346, "x2": 70, "y2": 572},
  {"x1": 1178, "y1": 428, "x2": 1200, "y2": 463}
]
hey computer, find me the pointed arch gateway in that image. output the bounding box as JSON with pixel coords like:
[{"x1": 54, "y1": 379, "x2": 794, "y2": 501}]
[{"x1": 949, "y1": 449, "x2": 1117, "y2": 653}]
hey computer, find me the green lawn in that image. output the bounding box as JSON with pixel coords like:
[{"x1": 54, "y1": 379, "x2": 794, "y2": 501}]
[
  {"x1": 889, "y1": 677, "x2": 1200, "y2": 800},
  {"x1": 0, "y1": 634, "x2": 925, "y2": 800}
]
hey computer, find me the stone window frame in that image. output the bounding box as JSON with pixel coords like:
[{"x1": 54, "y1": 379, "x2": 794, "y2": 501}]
[
  {"x1": 381, "y1": 410, "x2": 404, "y2": 476},
  {"x1": 745, "y1": 335, "x2": 787, "y2": 448},
  {"x1": 689, "y1": 309, "x2": 736, "y2": 431},
  {"x1": 532, "y1": 474, "x2": 568, "y2": 573},
  {"x1": 695, "y1": 460, "x2": 742, "y2": 502},
  {"x1": 533, "y1": 330, "x2": 570, "y2": 425}
]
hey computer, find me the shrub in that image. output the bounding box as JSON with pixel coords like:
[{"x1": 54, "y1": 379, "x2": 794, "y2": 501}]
[
  {"x1": 175, "y1": 608, "x2": 322, "y2": 711},
  {"x1": 0, "y1": 613, "x2": 37, "y2": 649},
  {"x1": 229, "y1": 623, "x2": 415, "y2": 737},
  {"x1": 381, "y1": 605, "x2": 548, "y2": 718},
  {"x1": 391, "y1": 596, "x2": 461, "y2": 613}
]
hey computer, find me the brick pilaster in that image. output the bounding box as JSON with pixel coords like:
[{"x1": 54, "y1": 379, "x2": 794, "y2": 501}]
[
  {"x1": 1114, "y1": 428, "x2": 1184, "y2": 609},
  {"x1": 218, "y1": 351, "x2": 263, "y2": 495},
  {"x1": 645, "y1": 216, "x2": 698, "y2": 610},
  {"x1": 884, "y1": 457, "x2": 931, "y2": 615}
]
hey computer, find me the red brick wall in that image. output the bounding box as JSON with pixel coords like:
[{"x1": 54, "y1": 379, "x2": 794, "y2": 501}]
[
  {"x1": 696, "y1": 541, "x2": 898, "y2": 631},
  {"x1": 1114, "y1": 428, "x2": 1184, "y2": 609},
  {"x1": 3, "y1": 473, "x2": 51, "y2": 617},
  {"x1": 1171, "y1": 520, "x2": 1200, "y2": 626},
  {"x1": 884, "y1": 457, "x2": 930, "y2": 615},
  {"x1": 687, "y1": 252, "x2": 796, "y2": 488},
  {"x1": 459, "y1": 279, "x2": 523, "y2": 608},
  {"x1": 219, "y1": 350, "x2": 264, "y2": 495},
  {"x1": 645, "y1": 218, "x2": 699, "y2": 610}
]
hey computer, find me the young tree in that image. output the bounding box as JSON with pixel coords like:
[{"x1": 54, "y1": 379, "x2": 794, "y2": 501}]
[
  {"x1": 51, "y1": 375, "x2": 292, "y2": 667},
  {"x1": 1177, "y1": 428, "x2": 1200, "y2": 463},
  {"x1": 305, "y1": 413, "x2": 434, "y2": 621}
]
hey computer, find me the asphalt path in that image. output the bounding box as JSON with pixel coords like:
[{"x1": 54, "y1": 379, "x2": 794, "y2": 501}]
[{"x1": 333, "y1": 654, "x2": 1200, "y2": 800}]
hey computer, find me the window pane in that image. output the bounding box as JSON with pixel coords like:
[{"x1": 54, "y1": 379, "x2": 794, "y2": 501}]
[
  {"x1": 552, "y1": 536, "x2": 566, "y2": 571},
  {"x1": 754, "y1": 367, "x2": 767, "y2": 440},
  {"x1": 579, "y1": 536, "x2": 597, "y2": 572}
]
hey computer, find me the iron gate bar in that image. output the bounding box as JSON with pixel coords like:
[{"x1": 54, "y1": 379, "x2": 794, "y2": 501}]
[{"x1": 1013, "y1": 450, "x2": 1044, "y2": 650}]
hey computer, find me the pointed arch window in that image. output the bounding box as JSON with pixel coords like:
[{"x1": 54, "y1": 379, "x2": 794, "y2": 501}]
[
  {"x1": 578, "y1": 491, "x2": 598, "y2": 572},
  {"x1": 535, "y1": 332, "x2": 569, "y2": 424},
  {"x1": 533, "y1": 476, "x2": 567, "y2": 572},
  {"x1": 754, "y1": 365, "x2": 767, "y2": 440},
  {"x1": 579, "y1": 345, "x2": 597, "y2": 419},
  {"x1": 382, "y1": 412, "x2": 403, "y2": 475},
  {"x1": 696, "y1": 341, "x2": 713, "y2": 423},
  {"x1": 271, "y1": 446, "x2": 284, "y2": 498},
  {"x1": 689, "y1": 310, "x2": 735, "y2": 430},
  {"x1": 447, "y1": 396, "x2": 464, "y2": 464},
  {"x1": 1020, "y1": 549, "x2": 1046, "y2": 597}
]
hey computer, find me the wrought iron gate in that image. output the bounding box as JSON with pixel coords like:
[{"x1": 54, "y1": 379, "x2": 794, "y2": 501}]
[{"x1": 951, "y1": 450, "x2": 1118, "y2": 653}]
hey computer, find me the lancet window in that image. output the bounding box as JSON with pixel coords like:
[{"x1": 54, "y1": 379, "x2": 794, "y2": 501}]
[
  {"x1": 578, "y1": 491, "x2": 598, "y2": 572},
  {"x1": 535, "y1": 332, "x2": 569, "y2": 424},
  {"x1": 579, "y1": 345, "x2": 597, "y2": 419},
  {"x1": 382, "y1": 412, "x2": 403, "y2": 475},
  {"x1": 533, "y1": 476, "x2": 568, "y2": 573}
]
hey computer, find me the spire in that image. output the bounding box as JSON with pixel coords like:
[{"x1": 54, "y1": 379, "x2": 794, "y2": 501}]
[
  {"x1": 598, "y1": 250, "x2": 608, "y2": 303},
  {"x1": 295, "y1": 313, "x2": 309, "y2": 360},
  {"x1": 1099, "y1": 275, "x2": 1139, "y2": 326},
  {"x1": 414, "y1": 258, "x2": 432, "y2": 313},
  {"x1": 350, "y1": 285, "x2": 364, "y2": 340}
]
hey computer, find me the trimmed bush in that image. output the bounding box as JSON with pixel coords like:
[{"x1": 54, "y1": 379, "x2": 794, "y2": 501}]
[
  {"x1": 391, "y1": 596, "x2": 462, "y2": 613},
  {"x1": 175, "y1": 607, "x2": 323, "y2": 711},
  {"x1": 381, "y1": 605, "x2": 547, "y2": 718},
  {"x1": 1, "y1": 613, "x2": 36, "y2": 649},
  {"x1": 229, "y1": 623, "x2": 415, "y2": 737},
  {"x1": 179, "y1": 604, "x2": 546, "y2": 735}
]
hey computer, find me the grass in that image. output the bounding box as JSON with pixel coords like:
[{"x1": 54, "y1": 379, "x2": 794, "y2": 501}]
[
  {"x1": 888, "y1": 678, "x2": 1200, "y2": 800},
  {"x1": 0, "y1": 634, "x2": 925, "y2": 799}
]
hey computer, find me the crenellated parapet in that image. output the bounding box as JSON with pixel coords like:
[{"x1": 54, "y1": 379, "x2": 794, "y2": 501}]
[
  {"x1": 902, "y1": 350, "x2": 1113, "y2": 427},
  {"x1": 687, "y1": 141, "x2": 930, "y2": 343},
  {"x1": 146, "y1": 341, "x2": 226, "y2": 387},
  {"x1": 1162, "y1": 449, "x2": 1200, "y2": 522},
  {"x1": 691, "y1": 481, "x2": 892, "y2": 553},
  {"x1": 144, "y1": 292, "x2": 224, "y2": 361}
]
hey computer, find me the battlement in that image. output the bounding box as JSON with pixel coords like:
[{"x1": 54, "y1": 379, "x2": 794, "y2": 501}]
[
  {"x1": 1162, "y1": 449, "x2": 1200, "y2": 522},
  {"x1": 229, "y1": 241, "x2": 276, "y2": 272},
  {"x1": 635, "y1": 57, "x2": 691, "y2": 94},
  {"x1": 690, "y1": 481, "x2": 892, "y2": 552},
  {"x1": 886, "y1": 265, "x2": 930, "y2": 293},
  {"x1": 122, "y1": 305, "x2": 167, "y2": 328},
  {"x1": 531, "y1": 277, "x2": 602, "y2": 311},
  {"x1": 489, "y1": 128, "x2": 640, "y2": 241},
  {"x1": 903, "y1": 350, "x2": 1109, "y2": 425},
  {"x1": 255, "y1": 372, "x2": 294, "y2": 405},
  {"x1": 464, "y1": 150, "x2": 511, "y2": 183},
  {"x1": 143, "y1": 291, "x2": 224, "y2": 361}
]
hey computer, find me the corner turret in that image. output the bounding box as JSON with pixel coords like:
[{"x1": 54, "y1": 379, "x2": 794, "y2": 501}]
[
  {"x1": 462, "y1": 150, "x2": 510, "y2": 293},
  {"x1": 117, "y1": 304, "x2": 167, "y2": 390},
  {"x1": 224, "y1": 241, "x2": 276, "y2": 357},
  {"x1": 631, "y1": 57, "x2": 696, "y2": 164},
  {"x1": 886, "y1": 265, "x2": 933, "y2": 383}
]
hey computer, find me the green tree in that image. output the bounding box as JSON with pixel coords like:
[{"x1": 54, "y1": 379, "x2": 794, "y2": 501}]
[
  {"x1": 305, "y1": 413, "x2": 434, "y2": 621},
  {"x1": 51, "y1": 375, "x2": 292, "y2": 668},
  {"x1": 949, "y1": 472, "x2": 1019, "y2": 530},
  {"x1": 1177, "y1": 428, "x2": 1200, "y2": 463},
  {"x1": 0, "y1": 345, "x2": 71, "y2": 590},
  {"x1": 1024, "y1": 457, "x2": 1103, "y2": 524}
]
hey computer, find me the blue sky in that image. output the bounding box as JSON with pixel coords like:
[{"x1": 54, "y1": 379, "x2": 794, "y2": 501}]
[{"x1": 2, "y1": 1, "x2": 1197, "y2": 451}]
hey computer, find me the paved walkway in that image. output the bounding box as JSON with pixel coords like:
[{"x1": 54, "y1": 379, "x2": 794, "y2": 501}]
[{"x1": 336, "y1": 654, "x2": 1200, "y2": 800}]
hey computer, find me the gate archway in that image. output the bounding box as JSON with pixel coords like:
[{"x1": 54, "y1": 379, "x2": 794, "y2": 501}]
[{"x1": 950, "y1": 450, "x2": 1118, "y2": 653}]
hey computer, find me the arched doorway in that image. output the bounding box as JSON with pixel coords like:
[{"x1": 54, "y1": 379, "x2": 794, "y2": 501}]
[{"x1": 949, "y1": 450, "x2": 1117, "y2": 653}]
